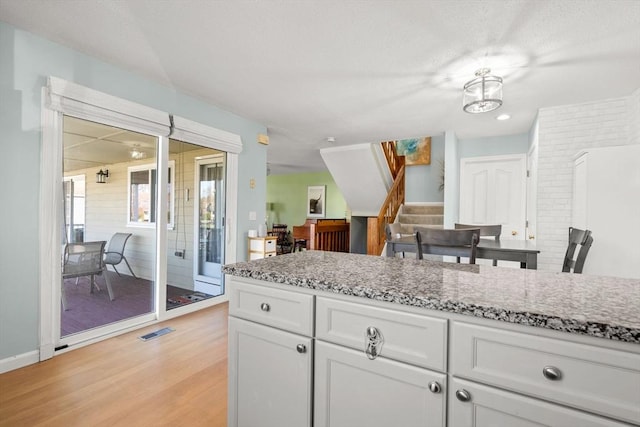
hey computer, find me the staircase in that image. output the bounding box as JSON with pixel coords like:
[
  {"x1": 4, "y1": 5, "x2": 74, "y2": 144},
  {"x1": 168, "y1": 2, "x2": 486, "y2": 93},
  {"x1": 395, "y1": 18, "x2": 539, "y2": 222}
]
[{"x1": 396, "y1": 204, "x2": 444, "y2": 234}]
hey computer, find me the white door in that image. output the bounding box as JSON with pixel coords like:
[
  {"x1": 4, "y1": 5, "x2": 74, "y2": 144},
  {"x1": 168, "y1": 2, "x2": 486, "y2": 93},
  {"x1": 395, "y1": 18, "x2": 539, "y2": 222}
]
[
  {"x1": 314, "y1": 340, "x2": 446, "y2": 427},
  {"x1": 448, "y1": 378, "x2": 627, "y2": 427},
  {"x1": 460, "y1": 154, "x2": 527, "y2": 240},
  {"x1": 228, "y1": 317, "x2": 313, "y2": 427},
  {"x1": 526, "y1": 144, "x2": 538, "y2": 241}
]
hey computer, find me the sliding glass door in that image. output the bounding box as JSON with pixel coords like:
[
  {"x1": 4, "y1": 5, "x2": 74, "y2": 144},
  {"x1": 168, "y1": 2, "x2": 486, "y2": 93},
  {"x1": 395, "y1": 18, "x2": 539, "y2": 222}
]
[
  {"x1": 195, "y1": 155, "x2": 226, "y2": 295},
  {"x1": 60, "y1": 116, "x2": 157, "y2": 340}
]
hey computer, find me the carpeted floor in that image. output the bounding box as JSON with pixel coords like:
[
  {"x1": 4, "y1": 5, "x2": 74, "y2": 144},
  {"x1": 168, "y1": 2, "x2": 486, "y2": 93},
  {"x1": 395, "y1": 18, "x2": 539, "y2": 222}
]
[{"x1": 61, "y1": 273, "x2": 214, "y2": 337}]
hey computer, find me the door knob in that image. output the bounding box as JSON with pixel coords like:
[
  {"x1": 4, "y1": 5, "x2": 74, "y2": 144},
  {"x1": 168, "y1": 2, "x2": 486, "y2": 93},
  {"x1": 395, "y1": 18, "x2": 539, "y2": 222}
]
[
  {"x1": 528, "y1": 234, "x2": 535, "y2": 240},
  {"x1": 511, "y1": 230, "x2": 518, "y2": 236}
]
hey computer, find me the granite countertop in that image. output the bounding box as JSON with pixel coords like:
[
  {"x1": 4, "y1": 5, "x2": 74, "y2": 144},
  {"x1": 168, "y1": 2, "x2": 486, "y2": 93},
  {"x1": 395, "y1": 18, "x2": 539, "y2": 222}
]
[{"x1": 222, "y1": 251, "x2": 640, "y2": 344}]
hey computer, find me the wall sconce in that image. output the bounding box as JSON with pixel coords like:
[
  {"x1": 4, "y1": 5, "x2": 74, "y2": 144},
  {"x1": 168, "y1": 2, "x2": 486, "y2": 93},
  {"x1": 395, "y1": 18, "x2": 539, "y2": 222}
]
[{"x1": 96, "y1": 169, "x2": 109, "y2": 184}]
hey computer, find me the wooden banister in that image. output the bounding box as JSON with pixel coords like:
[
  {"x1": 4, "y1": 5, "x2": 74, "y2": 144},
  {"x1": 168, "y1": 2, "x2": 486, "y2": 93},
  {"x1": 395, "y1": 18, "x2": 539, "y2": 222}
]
[
  {"x1": 380, "y1": 141, "x2": 405, "y2": 179},
  {"x1": 368, "y1": 164, "x2": 405, "y2": 255}
]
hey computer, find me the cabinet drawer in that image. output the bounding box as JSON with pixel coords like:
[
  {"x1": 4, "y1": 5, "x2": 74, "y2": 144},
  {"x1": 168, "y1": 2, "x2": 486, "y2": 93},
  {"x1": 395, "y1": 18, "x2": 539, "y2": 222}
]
[
  {"x1": 229, "y1": 279, "x2": 314, "y2": 336},
  {"x1": 316, "y1": 297, "x2": 447, "y2": 371},
  {"x1": 451, "y1": 322, "x2": 640, "y2": 424},
  {"x1": 449, "y1": 377, "x2": 630, "y2": 427}
]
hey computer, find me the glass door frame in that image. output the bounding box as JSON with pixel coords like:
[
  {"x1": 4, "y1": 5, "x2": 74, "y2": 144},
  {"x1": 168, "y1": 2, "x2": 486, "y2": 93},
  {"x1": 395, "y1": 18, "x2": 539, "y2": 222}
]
[{"x1": 39, "y1": 78, "x2": 241, "y2": 359}]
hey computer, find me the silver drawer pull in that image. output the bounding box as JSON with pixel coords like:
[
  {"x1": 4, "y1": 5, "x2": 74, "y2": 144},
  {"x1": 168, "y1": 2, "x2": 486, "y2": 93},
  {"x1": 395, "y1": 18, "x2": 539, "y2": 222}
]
[
  {"x1": 428, "y1": 381, "x2": 441, "y2": 394},
  {"x1": 455, "y1": 389, "x2": 471, "y2": 402},
  {"x1": 365, "y1": 326, "x2": 384, "y2": 360},
  {"x1": 260, "y1": 302, "x2": 270, "y2": 312},
  {"x1": 296, "y1": 344, "x2": 307, "y2": 354},
  {"x1": 542, "y1": 366, "x2": 562, "y2": 381}
]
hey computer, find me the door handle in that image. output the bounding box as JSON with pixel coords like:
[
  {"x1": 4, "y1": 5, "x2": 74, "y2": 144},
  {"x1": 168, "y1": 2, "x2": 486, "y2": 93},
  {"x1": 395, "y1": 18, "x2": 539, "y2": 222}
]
[{"x1": 511, "y1": 230, "x2": 518, "y2": 236}]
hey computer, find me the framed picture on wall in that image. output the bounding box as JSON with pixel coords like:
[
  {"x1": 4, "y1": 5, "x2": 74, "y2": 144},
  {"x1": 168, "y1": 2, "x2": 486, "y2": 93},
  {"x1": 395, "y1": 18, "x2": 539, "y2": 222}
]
[{"x1": 307, "y1": 185, "x2": 326, "y2": 218}]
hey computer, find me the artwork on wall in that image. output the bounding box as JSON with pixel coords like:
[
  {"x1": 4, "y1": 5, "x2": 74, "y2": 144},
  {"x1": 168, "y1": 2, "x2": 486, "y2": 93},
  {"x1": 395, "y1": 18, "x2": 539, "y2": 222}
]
[
  {"x1": 396, "y1": 136, "x2": 431, "y2": 166},
  {"x1": 307, "y1": 185, "x2": 326, "y2": 218}
]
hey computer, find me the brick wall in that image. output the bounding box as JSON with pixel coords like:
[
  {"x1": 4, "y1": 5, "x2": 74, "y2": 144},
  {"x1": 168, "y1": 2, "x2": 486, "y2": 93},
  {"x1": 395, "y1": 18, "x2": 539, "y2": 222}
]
[{"x1": 536, "y1": 93, "x2": 638, "y2": 271}]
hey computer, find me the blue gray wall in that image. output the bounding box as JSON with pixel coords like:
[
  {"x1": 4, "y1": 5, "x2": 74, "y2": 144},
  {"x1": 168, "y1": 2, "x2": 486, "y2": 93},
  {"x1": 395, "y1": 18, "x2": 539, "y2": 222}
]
[
  {"x1": 405, "y1": 134, "x2": 445, "y2": 203},
  {"x1": 0, "y1": 22, "x2": 267, "y2": 361}
]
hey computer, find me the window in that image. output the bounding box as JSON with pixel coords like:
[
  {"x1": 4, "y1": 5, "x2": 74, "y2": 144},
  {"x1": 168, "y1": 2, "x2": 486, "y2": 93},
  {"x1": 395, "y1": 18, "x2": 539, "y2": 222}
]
[{"x1": 128, "y1": 161, "x2": 175, "y2": 228}]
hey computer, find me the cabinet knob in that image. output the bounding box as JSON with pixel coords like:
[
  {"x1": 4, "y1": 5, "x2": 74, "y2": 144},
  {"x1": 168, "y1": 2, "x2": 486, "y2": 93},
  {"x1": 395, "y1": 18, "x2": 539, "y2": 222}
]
[
  {"x1": 428, "y1": 381, "x2": 441, "y2": 394},
  {"x1": 542, "y1": 366, "x2": 562, "y2": 381},
  {"x1": 260, "y1": 302, "x2": 270, "y2": 312},
  {"x1": 296, "y1": 344, "x2": 307, "y2": 354},
  {"x1": 455, "y1": 389, "x2": 471, "y2": 402}
]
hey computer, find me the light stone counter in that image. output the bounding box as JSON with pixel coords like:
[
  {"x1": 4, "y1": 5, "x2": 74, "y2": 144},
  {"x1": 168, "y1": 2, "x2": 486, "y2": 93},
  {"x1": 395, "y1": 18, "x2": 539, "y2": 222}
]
[{"x1": 222, "y1": 251, "x2": 640, "y2": 344}]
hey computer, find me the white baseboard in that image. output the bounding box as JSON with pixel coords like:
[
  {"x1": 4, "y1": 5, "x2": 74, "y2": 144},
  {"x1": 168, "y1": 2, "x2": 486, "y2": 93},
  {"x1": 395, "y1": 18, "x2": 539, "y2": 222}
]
[{"x1": 0, "y1": 350, "x2": 39, "y2": 374}]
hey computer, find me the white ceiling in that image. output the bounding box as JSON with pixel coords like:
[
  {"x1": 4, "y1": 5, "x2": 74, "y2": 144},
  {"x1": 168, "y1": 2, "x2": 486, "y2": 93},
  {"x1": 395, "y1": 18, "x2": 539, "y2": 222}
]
[{"x1": 2, "y1": 0, "x2": 639, "y2": 174}]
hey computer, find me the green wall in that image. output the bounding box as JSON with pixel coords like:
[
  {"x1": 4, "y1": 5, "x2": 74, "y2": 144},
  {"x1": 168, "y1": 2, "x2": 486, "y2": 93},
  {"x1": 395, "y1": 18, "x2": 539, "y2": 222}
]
[{"x1": 267, "y1": 171, "x2": 348, "y2": 229}]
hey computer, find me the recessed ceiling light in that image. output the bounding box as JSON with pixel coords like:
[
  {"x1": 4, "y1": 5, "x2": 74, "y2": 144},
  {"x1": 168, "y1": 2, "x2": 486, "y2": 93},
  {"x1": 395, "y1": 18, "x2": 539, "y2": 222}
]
[{"x1": 496, "y1": 114, "x2": 511, "y2": 121}]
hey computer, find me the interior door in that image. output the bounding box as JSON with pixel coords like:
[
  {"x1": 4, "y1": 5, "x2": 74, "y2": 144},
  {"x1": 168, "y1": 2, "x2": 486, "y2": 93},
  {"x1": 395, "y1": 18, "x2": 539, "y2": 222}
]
[
  {"x1": 459, "y1": 154, "x2": 527, "y2": 241},
  {"x1": 194, "y1": 155, "x2": 226, "y2": 295}
]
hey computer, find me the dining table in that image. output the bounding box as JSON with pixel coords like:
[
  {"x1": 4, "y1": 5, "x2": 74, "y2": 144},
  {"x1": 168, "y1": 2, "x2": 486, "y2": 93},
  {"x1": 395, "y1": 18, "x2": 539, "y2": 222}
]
[{"x1": 386, "y1": 235, "x2": 540, "y2": 269}]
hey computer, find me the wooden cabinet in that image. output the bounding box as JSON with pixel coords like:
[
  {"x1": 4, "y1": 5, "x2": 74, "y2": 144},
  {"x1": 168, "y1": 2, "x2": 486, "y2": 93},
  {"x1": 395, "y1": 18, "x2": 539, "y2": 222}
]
[
  {"x1": 247, "y1": 236, "x2": 276, "y2": 260},
  {"x1": 315, "y1": 341, "x2": 446, "y2": 427}
]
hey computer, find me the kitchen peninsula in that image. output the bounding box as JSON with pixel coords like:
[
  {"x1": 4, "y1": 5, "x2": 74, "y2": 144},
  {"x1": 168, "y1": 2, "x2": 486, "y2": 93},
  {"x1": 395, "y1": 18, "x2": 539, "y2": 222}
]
[{"x1": 223, "y1": 251, "x2": 640, "y2": 427}]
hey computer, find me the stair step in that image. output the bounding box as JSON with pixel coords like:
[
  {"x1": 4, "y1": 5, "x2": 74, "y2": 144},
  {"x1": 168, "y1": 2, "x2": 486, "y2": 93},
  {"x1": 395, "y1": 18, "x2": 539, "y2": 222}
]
[
  {"x1": 402, "y1": 205, "x2": 444, "y2": 215},
  {"x1": 398, "y1": 214, "x2": 444, "y2": 225},
  {"x1": 400, "y1": 224, "x2": 443, "y2": 234}
]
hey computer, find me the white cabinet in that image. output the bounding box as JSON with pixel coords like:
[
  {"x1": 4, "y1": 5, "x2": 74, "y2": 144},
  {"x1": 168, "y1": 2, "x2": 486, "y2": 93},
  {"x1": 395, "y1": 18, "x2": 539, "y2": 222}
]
[
  {"x1": 315, "y1": 341, "x2": 446, "y2": 427},
  {"x1": 228, "y1": 317, "x2": 312, "y2": 427},
  {"x1": 247, "y1": 236, "x2": 277, "y2": 260},
  {"x1": 451, "y1": 322, "x2": 640, "y2": 424},
  {"x1": 448, "y1": 378, "x2": 629, "y2": 427}
]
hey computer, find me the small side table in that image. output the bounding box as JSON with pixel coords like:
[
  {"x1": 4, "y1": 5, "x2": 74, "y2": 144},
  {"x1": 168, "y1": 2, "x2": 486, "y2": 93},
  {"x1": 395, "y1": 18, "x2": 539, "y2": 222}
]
[{"x1": 248, "y1": 236, "x2": 277, "y2": 260}]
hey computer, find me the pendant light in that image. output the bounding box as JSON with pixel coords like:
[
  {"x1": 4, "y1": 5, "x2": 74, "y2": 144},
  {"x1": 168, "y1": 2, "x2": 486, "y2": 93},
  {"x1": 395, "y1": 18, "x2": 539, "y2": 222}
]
[{"x1": 463, "y1": 68, "x2": 503, "y2": 113}]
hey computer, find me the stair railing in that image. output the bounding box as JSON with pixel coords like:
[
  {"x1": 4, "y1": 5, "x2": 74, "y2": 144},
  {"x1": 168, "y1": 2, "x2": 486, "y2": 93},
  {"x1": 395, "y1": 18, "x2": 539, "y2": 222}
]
[
  {"x1": 380, "y1": 141, "x2": 405, "y2": 179},
  {"x1": 367, "y1": 164, "x2": 405, "y2": 255}
]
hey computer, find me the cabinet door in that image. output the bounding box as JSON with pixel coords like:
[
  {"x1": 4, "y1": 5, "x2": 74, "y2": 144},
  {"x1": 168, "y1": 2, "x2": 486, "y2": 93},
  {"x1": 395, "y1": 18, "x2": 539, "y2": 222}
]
[
  {"x1": 314, "y1": 341, "x2": 445, "y2": 427},
  {"x1": 449, "y1": 378, "x2": 629, "y2": 427},
  {"x1": 228, "y1": 317, "x2": 312, "y2": 427}
]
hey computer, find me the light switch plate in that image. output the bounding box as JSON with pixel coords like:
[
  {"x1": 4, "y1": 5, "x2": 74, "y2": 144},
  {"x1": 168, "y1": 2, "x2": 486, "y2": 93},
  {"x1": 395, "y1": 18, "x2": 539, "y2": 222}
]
[{"x1": 249, "y1": 211, "x2": 256, "y2": 221}]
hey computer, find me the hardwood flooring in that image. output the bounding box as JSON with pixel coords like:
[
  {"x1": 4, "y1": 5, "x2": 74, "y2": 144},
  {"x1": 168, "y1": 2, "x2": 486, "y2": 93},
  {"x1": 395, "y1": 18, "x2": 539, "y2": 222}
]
[{"x1": 0, "y1": 303, "x2": 228, "y2": 427}]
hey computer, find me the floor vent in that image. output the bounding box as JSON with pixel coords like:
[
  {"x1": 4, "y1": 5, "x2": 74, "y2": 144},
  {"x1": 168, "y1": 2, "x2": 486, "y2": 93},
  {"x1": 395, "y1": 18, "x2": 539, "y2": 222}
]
[{"x1": 139, "y1": 327, "x2": 174, "y2": 341}]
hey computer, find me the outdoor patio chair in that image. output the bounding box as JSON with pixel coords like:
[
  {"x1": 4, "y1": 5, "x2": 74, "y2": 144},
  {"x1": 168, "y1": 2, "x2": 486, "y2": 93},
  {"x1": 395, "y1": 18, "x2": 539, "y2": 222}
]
[
  {"x1": 62, "y1": 241, "x2": 113, "y2": 310},
  {"x1": 104, "y1": 232, "x2": 138, "y2": 278}
]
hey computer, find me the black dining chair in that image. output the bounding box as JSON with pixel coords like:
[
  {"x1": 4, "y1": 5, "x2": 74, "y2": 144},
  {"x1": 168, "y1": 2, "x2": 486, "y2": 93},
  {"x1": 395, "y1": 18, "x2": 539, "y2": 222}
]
[
  {"x1": 562, "y1": 227, "x2": 593, "y2": 274},
  {"x1": 414, "y1": 227, "x2": 480, "y2": 264},
  {"x1": 455, "y1": 223, "x2": 502, "y2": 265}
]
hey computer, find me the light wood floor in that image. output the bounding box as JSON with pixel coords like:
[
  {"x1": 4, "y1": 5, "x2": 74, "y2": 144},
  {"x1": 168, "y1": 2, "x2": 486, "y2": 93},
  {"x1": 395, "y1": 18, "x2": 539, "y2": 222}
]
[{"x1": 0, "y1": 303, "x2": 228, "y2": 427}]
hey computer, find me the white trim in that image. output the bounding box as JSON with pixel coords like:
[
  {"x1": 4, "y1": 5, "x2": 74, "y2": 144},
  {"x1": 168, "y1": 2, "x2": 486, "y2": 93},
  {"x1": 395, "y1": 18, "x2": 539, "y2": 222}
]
[
  {"x1": 39, "y1": 77, "x2": 242, "y2": 358},
  {"x1": 127, "y1": 160, "x2": 176, "y2": 229},
  {"x1": 225, "y1": 153, "x2": 239, "y2": 265},
  {"x1": 0, "y1": 351, "x2": 40, "y2": 374},
  {"x1": 46, "y1": 77, "x2": 170, "y2": 136},
  {"x1": 39, "y1": 88, "x2": 62, "y2": 362},
  {"x1": 172, "y1": 115, "x2": 243, "y2": 154}
]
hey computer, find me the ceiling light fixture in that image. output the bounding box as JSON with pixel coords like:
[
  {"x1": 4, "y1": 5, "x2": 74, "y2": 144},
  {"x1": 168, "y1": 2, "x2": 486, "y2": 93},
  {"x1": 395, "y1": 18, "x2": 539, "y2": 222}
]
[
  {"x1": 463, "y1": 68, "x2": 503, "y2": 114},
  {"x1": 130, "y1": 146, "x2": 146, "y2": 160},
  {"x1": 496, "y1": 114, "x2": 511, "y2": 121}
]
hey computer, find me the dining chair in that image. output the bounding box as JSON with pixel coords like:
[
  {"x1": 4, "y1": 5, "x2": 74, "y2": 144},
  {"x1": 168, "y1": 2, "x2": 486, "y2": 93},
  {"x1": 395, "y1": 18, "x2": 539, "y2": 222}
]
[
  {"x1": 104, "y1": 232, "x2": 138, "y2": 278},
  {"x1": 270, "y1": 224, "x2": 292, "y2": 254},
  {"x1": 62, "y1": 241, "x2": 113, "y2": 310},
  {"x1": 455, "y1": 223, "x2": 502, "y2": 265},
  {"x1": 414, "y1": 227, "x2": 480, "y2": 264},
  {"x1": 562, "y1": 227, "x2": 594, "y2": 274}
]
